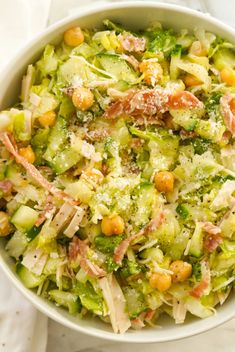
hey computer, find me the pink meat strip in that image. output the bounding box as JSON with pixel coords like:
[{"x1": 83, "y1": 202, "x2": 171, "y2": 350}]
[
  {"x1": 199, "y1": 221, "x2": 221, "y2": 235},
  {"x1": 104, "y1": 88, "x2": 203, "y2": 120},
  {"x1": 104, "y1": 88, "x2": 169, "y2": 119},
  {"x1": 199, "y1": 221, "x2": 222, "y2": 253},
  {"x1": 118, "y1": 33, "x2": 146, "y2": 52},
  {"x1": 0, "y1": 132, "x2": 79, "y2": 206},
  {"x1": 69, "y1": 237, "x2": 106, "y2": 278},
  {"x1": 0, "y1": 180, "x2": 13, "y2": 195},
  {"x1": 168, "y1": 90, "x2": 203, "y2": 110},
  {"x1": 220, "y1": 93, "x2": 235, "y2": 135},
  {"x1": 204, "y1": 234, "x2": 222, "y2": 253},
  {"x1": 131, "y1": 309, "x2": 156, "y2": 329},
  {"x1": 114, "y1": 210, "x2": 165, "y2": 265},
  {"x1": 35, "y1": 201, "x2": 56, "y2": 227},
  {"x1": 190, "y1": 260, "x2": 210, "y2": 299}
]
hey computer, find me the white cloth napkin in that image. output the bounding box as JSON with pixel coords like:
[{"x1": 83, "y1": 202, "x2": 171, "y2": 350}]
[
  {"x1": 0, "y1": 270, "x2": 47, "y2": 352},
  {"x1": 0, "y1": 1, "x2": 235, "y2": 352}
]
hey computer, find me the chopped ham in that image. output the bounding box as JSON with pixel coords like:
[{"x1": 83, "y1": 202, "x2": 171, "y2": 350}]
[
  {"x1": 85, "y1": 128, "x2": 110, "y2": 142},
  {"x1": 0, "y1": 132, "x2": 79, "y2": 206},
  {"x1": 220, "y1": 93, "x2": 235, "y2": 135},
  {"x1": 118, "y1": 34, "x2": 146, "y2": 52},
  {"x1": 204, "y1": 233, "x2": 222, "y2": 253},
  {"x1": 144, "y1": 309, "x2": 156, "y2": 322},
  {"x1": 80, "y1": 257, "x2": 106, "y2": 278},
  {"x1": 144, "y1": 210, "x2": 165, "y2": 234},
  {"x1": 131, "y1": 314, "x2": 146, "y2": 330},
  {"x1": 114, "y1": 232, "x2": 143, "y2": 265},
  {"x1": 0, "y1": 180, "x2": 13, "y2": 196},
  {"x1": 35, "y1": 200, "x2": 56, "y2": 227},
  {"x1": 200, "y1": 221, "x2": 222, "y2": 252},
  {"x1": 68, "y1": 237, "x2": 106, "y2": 278},
  {"x1": 131, "y1": 310, "x2": 156, "y2": 329},
  {"x1": 131, "y1": 318, "x2": 145, "y2": 329},
  {"x1": 190, "y1": 279, "x2": 209, "y2": 299},
  {"x1": 104, "y1": 88, "x2": 169, "y2": 119},
  {"x1": 68, "y1": 236, "x2": 81, "y2": 262},
  {"x1": 199, "y1": 221, "x2": 221, "y2": 235},
  {"x1": 169, "y1": 90, "x2": 204, "y2": 110},
  {"x1": 104, "y1": 88, "x2": 203, "y2": 120},
  {"x1": 114, "y1": 210, "x2": 165, "y2": 265},
  {"x1": 190, "y1": 260, "x2": 211, "y2": 299},
  {"x1": 99, "y1": 274, "x2": 131, "y2": 334}
]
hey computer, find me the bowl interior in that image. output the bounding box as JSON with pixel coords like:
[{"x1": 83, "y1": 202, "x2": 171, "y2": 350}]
[{"x1": 0, "y1": 1, "x2": 235, "y2": 343}]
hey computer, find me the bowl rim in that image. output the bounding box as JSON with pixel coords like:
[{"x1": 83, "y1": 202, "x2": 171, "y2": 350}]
[{"x1": 1, "y1": 0, "x2": 235, "y2": 343}]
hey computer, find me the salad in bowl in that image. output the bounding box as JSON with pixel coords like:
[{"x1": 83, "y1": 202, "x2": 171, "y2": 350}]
[{"x1": 1, "y1": 18, "x2": 235, "y2": 334}]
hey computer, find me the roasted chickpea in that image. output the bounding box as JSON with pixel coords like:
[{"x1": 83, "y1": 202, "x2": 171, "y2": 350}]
[
  {"x1": 139, "y1": 59, "x2": 163, "y2": 85},
  {"x1": 19, "y1": 146, "x2": 35, "y2": 164},
  {"x1": 184, "y1": 74, "x2": 202, "y2": 87},
  {"x1": 38, "y1": 111, "x2": 56, "y2": 128},
  {"x1": 0, "y1": 211, "x2": 11, "y2": 237},
  {"x1": 149, "y1": 272, "x2": 172, "y2": 292},
  {"x1": 101, "y1": 215, "x2": 125, "y2": 236},
  {"x1": 64, "y1": 26, "x2": 84, "y2": 47},
  {"x1": 72, "y1": 87, "x2": 94, "y2": 111},
  {"x1": 189, "y1": 41, "x2": 207, "y2": 56},
  {"x1": 82, "y1": 168, "x2": 104, "y2": 187},
  {"x1": 220, "y1": 67, "x2": 235, "y2": 86},
  {"x1": 170, "y1": 260, "x2": 192, "y2": 283},
  {"x1": 154, "y1": 171, "x2": 174, "y2": 193}
]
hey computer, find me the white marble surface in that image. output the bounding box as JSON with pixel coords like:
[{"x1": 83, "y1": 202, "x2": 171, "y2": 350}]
[{"x1": 47, "y1": 317, "x2": 235, "y2": 352}]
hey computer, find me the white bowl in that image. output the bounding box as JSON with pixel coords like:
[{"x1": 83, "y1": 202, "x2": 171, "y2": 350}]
[{"x1": 1, "y1": 1, "x2": 235, "y2": 343}]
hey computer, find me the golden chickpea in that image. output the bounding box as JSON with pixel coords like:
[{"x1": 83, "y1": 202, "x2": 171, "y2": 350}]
[
  {"x1": 101, "y1": 215, "x2": 125, "y2": 236},
  {"x1": 64, "y1": 26, "x2": 84, "y2": 47},
  {"x1": 139, "y1": 59, "x2": 163, "y2": 85},
  {"x1": 82, "y1": 168, "x2": 104, "y2": 187},
  {"x1": 220, "y1": 67, "x2": 235, "y2": 86},
  {"x1": 38, "y1": 111, "x2": 56, "y2": 128},
  {"x1": 19, "y1": 145, "x2": 35, "y2": 164},
  {"x1": 149, "y1": 272, "x2": 172, "y2": 292},
  {"x1": 154, "y1": 171, "x2": 174, "y2": 193},
  {"x1": 184, "y1": 74, "x2": 202, "y2": 87},
  {"x1": 0, "y1": 211, "x2": 11, "y2": 237},
  {"x1": 170, "y1": 260, "x2": 192, "y2": 283},
  {"x1": 72, "y1": 87, "x2": 94, "y2": 111},
  {"x1": 189, "y1": 41, "x2": 207, "y2": 56}
]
